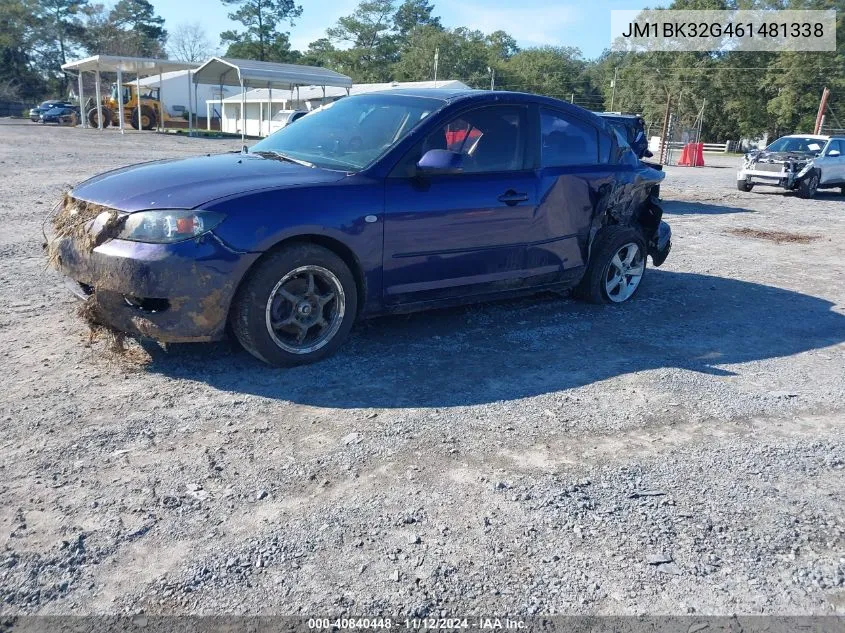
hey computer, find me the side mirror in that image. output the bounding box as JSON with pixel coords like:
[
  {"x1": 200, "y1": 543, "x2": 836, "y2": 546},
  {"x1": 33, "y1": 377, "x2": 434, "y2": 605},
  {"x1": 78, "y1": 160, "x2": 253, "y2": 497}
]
[
  {"x1": 828, "y1": 149, "x2": 840, "y2": 157},
  {"x1": 416, "y1": 149, "x2": 463, "y2": 175}
]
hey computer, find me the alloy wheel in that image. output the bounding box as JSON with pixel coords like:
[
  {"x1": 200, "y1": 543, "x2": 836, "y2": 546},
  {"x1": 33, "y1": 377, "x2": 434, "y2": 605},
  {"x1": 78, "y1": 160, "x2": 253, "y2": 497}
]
[
  {"x1": 264, "y1": 265, "x2": 346, "y2": 354},
  {"x1": 604, "y1": 242, "x2": 644, "y2": 303}
]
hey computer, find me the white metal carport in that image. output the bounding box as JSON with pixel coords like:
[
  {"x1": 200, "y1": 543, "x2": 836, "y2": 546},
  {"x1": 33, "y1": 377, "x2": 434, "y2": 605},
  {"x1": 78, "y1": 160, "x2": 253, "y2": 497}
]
[
  {"x1": 61, "y1": 55, "x2": 198, "y2": 133},
  {"x1": 191, "y1": 57, "x2": 352, "y2": 142}
]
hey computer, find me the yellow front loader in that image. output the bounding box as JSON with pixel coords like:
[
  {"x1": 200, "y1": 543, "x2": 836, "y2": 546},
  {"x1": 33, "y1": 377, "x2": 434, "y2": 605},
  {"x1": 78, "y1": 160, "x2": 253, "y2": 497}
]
[{"x1": 86, "y1": 83, "x2": 175, "y2": 130}]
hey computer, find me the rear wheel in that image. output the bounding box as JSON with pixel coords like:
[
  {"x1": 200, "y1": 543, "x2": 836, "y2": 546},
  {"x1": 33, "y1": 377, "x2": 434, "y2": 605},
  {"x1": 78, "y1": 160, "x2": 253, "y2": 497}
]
[
  {"x1": 230, "y1": 244, "x2": 358, "y2": 366},
  {"x1": 737, "y1": 180, "x2": 753, "y2": 192},
  {"x1": 577, "y1": 227, "x2": 647, "y2": 304},
  {"x1": 797, "y1": 171, "x2": 819, "y2": 199}
]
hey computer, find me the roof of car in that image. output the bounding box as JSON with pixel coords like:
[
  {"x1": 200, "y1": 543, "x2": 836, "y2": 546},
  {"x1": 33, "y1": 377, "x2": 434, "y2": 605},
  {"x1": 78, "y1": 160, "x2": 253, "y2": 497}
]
[
  {"x1": 597, "y1": 112, "x2": 644, "y2": 119},
  {"x1": 364, "y1": 87, "x2": 480, "y2": 100},
  {"x1": 781, "y1": 134, "x2": 829, "y2": 140},
  {"x1": 360, "y1": 88, "x2": 609, "y2": 124}
]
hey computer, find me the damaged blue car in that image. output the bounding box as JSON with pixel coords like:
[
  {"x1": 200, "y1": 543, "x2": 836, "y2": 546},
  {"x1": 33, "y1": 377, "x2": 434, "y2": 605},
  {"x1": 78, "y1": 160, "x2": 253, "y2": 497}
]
[{"x1": 49, "y1": 89, "x2": 671, "y2": 366}]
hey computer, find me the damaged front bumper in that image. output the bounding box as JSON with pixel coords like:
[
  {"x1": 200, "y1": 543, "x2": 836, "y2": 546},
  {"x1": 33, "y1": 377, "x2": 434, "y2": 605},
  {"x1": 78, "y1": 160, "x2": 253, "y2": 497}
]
[
  {"x1": 52, "y1": 234, "x2": 259, "y2": 343},
  {"x1": 737, "y1": 162, "x2": 812, "y2": 189}
]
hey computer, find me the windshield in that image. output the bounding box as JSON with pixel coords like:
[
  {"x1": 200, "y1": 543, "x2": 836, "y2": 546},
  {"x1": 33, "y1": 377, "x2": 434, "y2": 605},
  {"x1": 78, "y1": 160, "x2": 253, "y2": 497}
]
[
  {"x1": 250, "y1": 94, "x2": 444, "y2": 171},
  {"x1": 766, "y1": 137, "x2": 826, "y2": 154}
]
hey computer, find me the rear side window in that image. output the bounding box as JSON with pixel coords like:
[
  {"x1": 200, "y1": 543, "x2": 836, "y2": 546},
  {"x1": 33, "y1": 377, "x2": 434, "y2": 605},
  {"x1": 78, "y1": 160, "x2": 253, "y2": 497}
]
[{"x1": 540, "y1": 108, "x2": 600, "y2": 167}]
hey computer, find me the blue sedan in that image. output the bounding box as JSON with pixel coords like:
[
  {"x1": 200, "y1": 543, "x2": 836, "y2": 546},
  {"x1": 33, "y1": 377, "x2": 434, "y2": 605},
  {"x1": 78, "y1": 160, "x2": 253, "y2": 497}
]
[{"x1": 50, "y1": 89, "x2": 670, "y2": 366}]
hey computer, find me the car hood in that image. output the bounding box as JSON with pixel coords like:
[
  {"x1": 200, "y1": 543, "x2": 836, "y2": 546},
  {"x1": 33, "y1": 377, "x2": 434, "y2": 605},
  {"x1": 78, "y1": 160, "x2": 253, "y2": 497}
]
[
  {"x1": 71, "y1": 152, "x2": 347, "y2": 212},
  {"x1": 750, "y1": 150, "x2": 818, "y2": 163}
]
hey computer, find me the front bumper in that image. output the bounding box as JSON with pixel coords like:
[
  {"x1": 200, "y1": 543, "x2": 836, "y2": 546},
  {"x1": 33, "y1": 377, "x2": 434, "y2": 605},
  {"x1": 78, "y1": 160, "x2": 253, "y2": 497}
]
[
  {"x1": 737, "y1": 165, "x2": 803, "y2": 189},
  {"x1": 649, "y1": 220, "x2": 671, "y2": 267},
  {"x1": 52, "y1": 233, "x2": 259, "y2": 343}
]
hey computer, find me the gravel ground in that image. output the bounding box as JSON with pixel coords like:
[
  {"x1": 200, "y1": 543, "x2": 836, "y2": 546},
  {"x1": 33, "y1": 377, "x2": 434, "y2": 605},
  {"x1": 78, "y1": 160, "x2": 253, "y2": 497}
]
[{"x1": 0, "y1": 119, "x2": 843, "y2": 616}]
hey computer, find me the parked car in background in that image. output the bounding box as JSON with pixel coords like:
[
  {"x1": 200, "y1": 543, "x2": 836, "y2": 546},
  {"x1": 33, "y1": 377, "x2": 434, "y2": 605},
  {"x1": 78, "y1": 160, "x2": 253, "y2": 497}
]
[
  {"x1": 29, "y1": 100, "x2": 73, "y2": 122},
  {"x1": 51, "y1": 89, "x2": 670, "y2": 367},
  {"x1": 267, "y1": 109, "x2": 308, "y2": 134},
  {"x1": 597, "y1": 112, "x2": 662, "y2": 198},
  {"x1": 737, "y1": 134, "x2": 845, "y2": 198},
  {"x1": 596, "y1": 112, "x2": 653, "y2": 159},
  {"x1": 40, "y1": 104, "x2": 80, "y2": 125}
]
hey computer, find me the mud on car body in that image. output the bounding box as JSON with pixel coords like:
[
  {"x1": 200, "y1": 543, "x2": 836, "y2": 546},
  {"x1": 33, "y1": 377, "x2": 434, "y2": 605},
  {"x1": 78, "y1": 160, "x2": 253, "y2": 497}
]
[
  {"x1": 737, "y1": 134, "x2": 845, "y2": 198},
  {"x1": 49, "y1": 89, "x2": 671, "y2": 367}
]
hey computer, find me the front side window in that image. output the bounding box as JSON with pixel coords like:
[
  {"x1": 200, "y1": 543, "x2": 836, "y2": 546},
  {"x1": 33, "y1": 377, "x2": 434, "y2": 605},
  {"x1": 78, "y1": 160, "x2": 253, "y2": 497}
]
[
  {"x1": 392, "y1": 105, "x2": 527, "y2": 177},
  {"x1": 540, "y1": 109, "x2": 600, "y2": 167},
  {"x1": 251, "y1": 94, "x2": 442, "y2": 171}
]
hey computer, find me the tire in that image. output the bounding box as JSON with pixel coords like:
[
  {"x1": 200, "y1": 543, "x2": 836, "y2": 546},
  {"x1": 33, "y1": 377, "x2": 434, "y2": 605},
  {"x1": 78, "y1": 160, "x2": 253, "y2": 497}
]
[
  {"x1": 130, "y1": 106, "x2": 157, "y2": 130},
  {"x1": 737, "y1": 180, "x2": 753, "y2": 192},
  {"x1": 577, "y1": 226, "x2": 647, "y2": 305},
  {"x1": 797, "y1": 171, "x2": 819, "y2": 199},
  {"x1": 86, "y1": 107, "x2": 112, "y2": 128},
  {"x1": 230, "y1": 243, "x2": 358, "y2": 366}
]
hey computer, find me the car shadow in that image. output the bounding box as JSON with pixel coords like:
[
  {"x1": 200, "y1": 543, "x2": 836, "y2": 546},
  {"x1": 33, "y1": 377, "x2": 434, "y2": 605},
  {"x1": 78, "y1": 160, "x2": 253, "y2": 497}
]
[
  {"x1": 143, "y1": 270, "x2": 845, "y2": 409},
  {"x1": 746, "y1": 189, "x2": 845, "y2": 199},
  {"x1": 662, "y1": 201, "x2": 752, "y2": 215}
]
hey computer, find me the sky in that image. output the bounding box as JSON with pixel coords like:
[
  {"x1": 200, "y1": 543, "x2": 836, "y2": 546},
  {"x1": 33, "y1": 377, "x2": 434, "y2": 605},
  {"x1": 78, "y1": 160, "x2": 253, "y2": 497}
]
[{"x1": 149, "y1": 0, "x2": 653, "y2": 61}]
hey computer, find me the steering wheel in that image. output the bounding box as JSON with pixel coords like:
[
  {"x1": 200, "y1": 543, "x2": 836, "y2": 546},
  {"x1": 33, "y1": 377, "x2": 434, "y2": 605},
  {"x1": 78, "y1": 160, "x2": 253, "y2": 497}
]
[{"x1": 347, "y1": 136, "x2": 364, "y2": 153}]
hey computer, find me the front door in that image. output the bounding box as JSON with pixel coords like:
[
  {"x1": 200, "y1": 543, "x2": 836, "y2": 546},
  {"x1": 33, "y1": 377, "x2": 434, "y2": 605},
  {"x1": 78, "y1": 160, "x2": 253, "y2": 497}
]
[
  {"x1": 817, "y1": 139, "x2": 845, "y2": 184},
  {"x1": 383, "y1": 104, "x2": 538, "y2": 305}
]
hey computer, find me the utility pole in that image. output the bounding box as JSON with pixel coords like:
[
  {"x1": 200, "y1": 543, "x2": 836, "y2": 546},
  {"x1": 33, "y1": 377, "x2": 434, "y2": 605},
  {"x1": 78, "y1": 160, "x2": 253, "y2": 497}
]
[
  {"x1": 610, "y1": 67, "x2": 618, "y2": 111},
  {"x1": 490, "y1": 67, "x2": 495, "y2": 90},
  {"x1": 659, "y1": 91, "x2": 672, "y2": 164},
  {"x1": 814, "y1": 87, "x2": 830, "y2": 134},
  {"x1": 433, "y1": 48, "x2": 439, "y2": 88}
]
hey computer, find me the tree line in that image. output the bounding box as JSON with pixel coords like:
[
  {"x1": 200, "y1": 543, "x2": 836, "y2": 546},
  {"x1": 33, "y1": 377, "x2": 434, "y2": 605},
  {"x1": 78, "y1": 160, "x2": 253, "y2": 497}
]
[{"x1": 1, "y1": 0, "x2": 844, "y2": 141}]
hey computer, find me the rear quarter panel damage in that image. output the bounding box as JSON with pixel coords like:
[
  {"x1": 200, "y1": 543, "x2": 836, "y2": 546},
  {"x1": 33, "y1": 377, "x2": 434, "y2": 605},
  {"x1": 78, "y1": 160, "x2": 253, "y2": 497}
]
[{"x1": 535, "y1": 161, "x2": 664, "y2": 270}]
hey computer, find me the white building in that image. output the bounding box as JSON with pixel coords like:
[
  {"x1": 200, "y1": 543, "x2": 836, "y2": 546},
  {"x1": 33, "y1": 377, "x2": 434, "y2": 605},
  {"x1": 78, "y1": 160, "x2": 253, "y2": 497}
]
[
  {"x1": 136, "y1": 70, "x2": 234, "y2": 118},
  {"x1": 208, "y1": 80, "x2": 470, "y2": 138}
]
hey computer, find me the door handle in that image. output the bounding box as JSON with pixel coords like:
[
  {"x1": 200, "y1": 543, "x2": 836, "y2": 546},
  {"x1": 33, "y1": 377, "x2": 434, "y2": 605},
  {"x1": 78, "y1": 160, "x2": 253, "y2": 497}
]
[{"x1": 498, "y1": 190, "x2": 529, "y2": 205}]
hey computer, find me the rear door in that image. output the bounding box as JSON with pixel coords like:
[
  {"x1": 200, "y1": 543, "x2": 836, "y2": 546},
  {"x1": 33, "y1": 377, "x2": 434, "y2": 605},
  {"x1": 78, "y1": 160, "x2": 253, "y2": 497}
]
[{"x1": 524, "y1": 107, "x2": 616, "y2": 279}]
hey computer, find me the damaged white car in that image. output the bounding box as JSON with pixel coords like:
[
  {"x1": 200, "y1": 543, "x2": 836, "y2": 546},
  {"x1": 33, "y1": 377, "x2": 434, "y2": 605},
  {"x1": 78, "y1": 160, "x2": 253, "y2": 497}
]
[{"x1": 737, "y1": 134, "x2": 845, "y2": 198}]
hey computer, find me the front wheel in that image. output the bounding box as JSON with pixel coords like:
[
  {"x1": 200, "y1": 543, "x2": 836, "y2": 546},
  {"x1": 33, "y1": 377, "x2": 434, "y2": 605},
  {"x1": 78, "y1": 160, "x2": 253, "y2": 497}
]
[
  {"x1": 797, "y1": 171, "x2": 819, "y2": 199},
  {"x1": 230, "y1": 243, "x2": 358, "y2": 366},
  {"x1": 130, "y1": 106, "x2": 157, "y2": 130},
  {"x1": 577, "y1": 227, "x2": 647, "y2": 304},
  {"x1": 86, "y1": 107, "x2": 112, "y2": 128},
  {"x1": 737, "y1": 180, "x2": 753, "y2": 192}
]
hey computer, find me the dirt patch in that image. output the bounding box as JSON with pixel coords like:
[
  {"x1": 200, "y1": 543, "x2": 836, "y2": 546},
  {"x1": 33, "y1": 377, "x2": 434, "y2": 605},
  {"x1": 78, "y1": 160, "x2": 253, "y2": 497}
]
[
  {"x1": 77, "y1": 295, "x2": 127, "y2": 353},
  {"x1": 726, "y1": 227, "x2": 821, "y2": 244}
]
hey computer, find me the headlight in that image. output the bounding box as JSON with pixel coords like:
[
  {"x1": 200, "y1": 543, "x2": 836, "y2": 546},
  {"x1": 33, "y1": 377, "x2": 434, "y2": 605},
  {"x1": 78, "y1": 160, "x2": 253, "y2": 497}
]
[{"x1": 116, "y1": 209, "x2": 225, "y2": 243}]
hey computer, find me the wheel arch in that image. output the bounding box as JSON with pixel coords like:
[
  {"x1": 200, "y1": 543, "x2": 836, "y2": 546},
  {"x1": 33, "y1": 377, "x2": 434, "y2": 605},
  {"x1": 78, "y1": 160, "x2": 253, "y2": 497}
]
[{"x1": 230, "y1": 233, "x2": 367, "y2": 319}]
